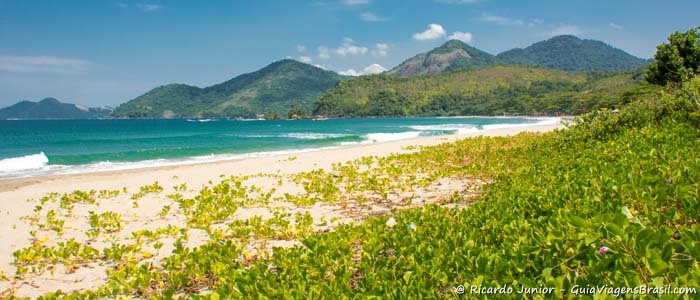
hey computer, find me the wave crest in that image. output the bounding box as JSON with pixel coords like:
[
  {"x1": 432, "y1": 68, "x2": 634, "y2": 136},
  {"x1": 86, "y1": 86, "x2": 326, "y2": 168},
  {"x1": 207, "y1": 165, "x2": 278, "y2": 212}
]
[{"x1": 0, "y1": 152, "x2": 49, "y2": 174}]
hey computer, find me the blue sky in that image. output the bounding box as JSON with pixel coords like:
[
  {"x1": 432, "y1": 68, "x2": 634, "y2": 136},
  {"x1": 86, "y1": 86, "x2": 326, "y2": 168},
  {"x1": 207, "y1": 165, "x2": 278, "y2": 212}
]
[{"x1": 0, "y1": 0, "x2": 698, "y2": 107}]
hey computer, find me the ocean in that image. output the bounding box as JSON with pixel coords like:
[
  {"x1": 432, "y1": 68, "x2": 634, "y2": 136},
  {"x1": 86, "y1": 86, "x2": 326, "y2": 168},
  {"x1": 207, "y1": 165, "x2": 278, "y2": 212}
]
[{"x1": 0, "y1": 117, "x2": 559, "y2": 179}]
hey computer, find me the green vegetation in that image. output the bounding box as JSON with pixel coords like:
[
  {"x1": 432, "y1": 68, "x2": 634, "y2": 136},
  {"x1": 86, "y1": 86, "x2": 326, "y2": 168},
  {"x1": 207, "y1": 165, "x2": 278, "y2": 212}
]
[
  {"x1": 107, "y1": 35, "x2": 650, "y2": 120},
  {"x1": 111, "y1": 60, "x2": 346, "y2": 119},
  {"x1": 646, "y1": 26, "x2": 700, "y2": 86},
  {"x1": 314, "y1": 65, "x2": 653, "y2": 117},
  {"x1": 3, "y1": 74, "x2": 697, "y2": 299},
  {"x1": 389, "y1": 36, "x2": 647, "y2": 77},
  {"x1": 87, "y1": 211, "x2": 123, "y2": 237},
  {"x1": 0, "y1": 98, "x2": 112, "y2": 120},
  {"x1": 496, "y1": 35, "x2": 650, "y2": 72}
]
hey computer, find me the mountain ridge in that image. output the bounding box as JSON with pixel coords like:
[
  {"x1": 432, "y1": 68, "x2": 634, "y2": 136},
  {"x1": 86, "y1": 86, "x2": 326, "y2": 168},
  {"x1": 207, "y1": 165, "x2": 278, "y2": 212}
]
[
  {"x1": 389, "y1": 35, "x2": 649, "y2": 77},
  {"x1": 0, "y1": 97, "x2": 113, "y2": 120},
  {"x1": 111, "y1": 59, "x2": 346, "y2": 119},
  {"x1": 496, "y1": 35, "x2": 649, "y2": 72},
  {"x1": 388, "y1": 39, "x2": 499, "y2": 76},
  {"x1": 5, "y1": 35, "x2": 650, "y2": 119}
]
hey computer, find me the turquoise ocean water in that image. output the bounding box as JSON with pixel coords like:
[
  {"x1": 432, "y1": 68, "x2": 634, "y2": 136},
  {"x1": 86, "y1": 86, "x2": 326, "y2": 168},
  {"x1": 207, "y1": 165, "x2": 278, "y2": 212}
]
[{"x1": 0, "y1": 117, "x2": 559, "y2": 178}]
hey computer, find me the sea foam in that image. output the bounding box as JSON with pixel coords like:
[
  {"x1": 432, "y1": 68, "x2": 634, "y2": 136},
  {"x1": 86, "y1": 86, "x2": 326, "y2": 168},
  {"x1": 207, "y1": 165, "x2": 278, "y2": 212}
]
[
  {"x1": 482, "y1": 117, "x2": 560, "y2": 130},
  {"x1": 280, "y1": 133, "x2": 353, "y2": 140},
  {"x1": 0, "y1": 152, "x2": 49, "y2": 174},
  {"x1": 408, "y1": 124, "x2": 480, "y2": 134},
  {"x1": 366, "y1": 131, "x2": 422, "y2": 143}
]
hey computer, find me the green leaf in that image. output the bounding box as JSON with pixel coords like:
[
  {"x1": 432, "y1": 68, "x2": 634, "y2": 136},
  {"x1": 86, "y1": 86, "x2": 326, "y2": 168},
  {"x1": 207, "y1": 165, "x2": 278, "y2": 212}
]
[
  {"x1": 521, "y1": 245, "x2": 540, "y2": 255},
  {"x1": 210, "y1": 291, "x2": 220, "y2": 300},
  {"x1": 621, "y1": 206, "x2": 644, "y2": 226},
  {"x1": 584, "y1": 233, "x2": 600, "y2": 246},
  {"x1": 518, "y1": 277, "x2": 538, "y2": 289},
  {"x1": 569, "y1": 216, "x2": 588, "y2": 228},
  {"x1": 606, "y1": 223, "x2": 625, "y2": 238},
  {"x1": 403, "y1": 271, "x2": 412, "y2": 283},
  {"x1": 646, "y1": 250, "x2": 668, "y2": 276}
]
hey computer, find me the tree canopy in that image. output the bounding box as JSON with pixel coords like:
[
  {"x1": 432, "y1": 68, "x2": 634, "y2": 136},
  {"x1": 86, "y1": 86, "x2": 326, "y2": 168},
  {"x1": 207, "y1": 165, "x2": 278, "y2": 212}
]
[
  {"x1": 313, "y1": 65, "x2": 651, "y2": 117},
  {"x1": 646, "y1": 26, "x2": 700, "y2": 86}
]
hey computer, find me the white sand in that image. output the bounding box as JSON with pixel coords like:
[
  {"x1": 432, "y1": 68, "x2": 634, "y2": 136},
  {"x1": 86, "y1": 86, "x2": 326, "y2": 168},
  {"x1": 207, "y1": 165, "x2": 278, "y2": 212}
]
[{"x1": 0, "y1": 123, "x2": 564, "y2": 297}]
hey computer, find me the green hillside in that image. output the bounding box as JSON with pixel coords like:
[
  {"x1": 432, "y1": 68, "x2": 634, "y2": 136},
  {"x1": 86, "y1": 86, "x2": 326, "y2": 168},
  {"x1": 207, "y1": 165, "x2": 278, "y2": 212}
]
[
  {"x1": 111, "y1": 60, "x2": 346, "y2": 119},
  {"x1": 313, "y1": 65, "x2": 652, "y2": 117},
  {"x1": 497, "y1": 35, "x2": 650, "y2": 72},
  {"x1": 387, "y1": 36, "x2": 648, "y2": 78},
  {"x1": 0, "y1": 98, "x2": 112, "y2": 120}
]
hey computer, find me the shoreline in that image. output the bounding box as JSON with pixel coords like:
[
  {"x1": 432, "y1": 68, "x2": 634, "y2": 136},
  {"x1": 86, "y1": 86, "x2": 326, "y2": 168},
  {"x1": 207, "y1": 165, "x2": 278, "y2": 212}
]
[
  {"x1": 0, "y1": 122, "x2": 566, "y2": 193},
  {"x1": 0, "y1": 116, "x2": 568, "y2": 181},
  {"x1": 0, "y1": 122, "x2": 564, "y2": 297}
]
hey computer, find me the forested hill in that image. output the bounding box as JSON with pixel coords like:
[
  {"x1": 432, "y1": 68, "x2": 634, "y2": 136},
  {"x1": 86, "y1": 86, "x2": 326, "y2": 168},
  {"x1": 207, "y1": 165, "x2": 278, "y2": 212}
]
[
  {"x1": 0, "y1": 98, "x2": 112, "y2": 120},
  {"x1": 111, "y1": 60, "x2": 346, "y2": 119},
  {"x1": 388, "y1": 39, "x2": 498, "y2": 76},
  {"x1": 313, "y1": 65, "x2": 654, "y2": 117},
  {"x1": 109, "y1": 36, "x2": 650, "y2": 119},
  {"x1": 496, "y1": 35, "x2": 650, "y2": 72},
  {"x1": 389, "y1": 36, "x2": 649, "y2": 77}
]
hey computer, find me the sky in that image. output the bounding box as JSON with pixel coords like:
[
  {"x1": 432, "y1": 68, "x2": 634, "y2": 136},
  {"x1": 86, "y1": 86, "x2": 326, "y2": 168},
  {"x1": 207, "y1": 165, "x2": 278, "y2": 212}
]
[{"x1": 0, "y1": 0, "x2": 698, "y2": 108}]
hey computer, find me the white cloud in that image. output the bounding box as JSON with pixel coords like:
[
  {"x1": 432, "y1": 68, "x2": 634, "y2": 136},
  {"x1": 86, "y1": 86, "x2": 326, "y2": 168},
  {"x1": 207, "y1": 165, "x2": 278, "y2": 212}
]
[
  {"x1": 361, "y1": 12, "x2": 387, "y2": 22},
  {"x1": 479, "y1": 13, "x2": 523, "y2": 26},
  {"x1": 137, "y1": 4, "x2": 161, "y2": 12},
  {"x1": 413, "y1": 24, "x2": 447, "y2": 40},
  {"x1": 339, "y1": 64, "x2": 387, "y2": 76},
  {"x1": 343, "y1": 0, "x2": 369, "y2": 5},
  {"x1": 527, "y1": 18, "x2": 543, "y2": 27},
  {"x1": 298, "y1": 56, "x2": 313, "y2": 63},
  {"x1": 372, "y1": 43, "x2": 389, "y2": 57},
  {"x1": 448, "y1": 31, "x2": 473, "y2": 43},
  {"x1": 339, "y1": 69, "x2": 360, "y2": 76},
  {"x1": 335, "y1": 39, "x2": 368, "y2": 56},
  {"x1": 318, "y1": 46, "x2": 331, "y2": 59},
  {"x1": 363, "y1": 63, "x2": 387, "y2": 74},
  {"x1": 336, "y1": 45, "x2": 368, "y2": 56},
  {"x1": 0, "y1": 55, "x2": 89, "y2": 74},
  {"x1": 609, "y1": 22, "x2": 623, "y2": 30},
  {"x1": 117, "y1": 3, "x2": 162, "y2": 12},
  {"x1": 545, "y1": 25, "x2": 583, "y2": 37},
  {"x1": 314, "y1": 64, "x2": 326, "y2": 69},
  {"x1": 297, "y1": 45, "x2": 307, "y2": 53}
]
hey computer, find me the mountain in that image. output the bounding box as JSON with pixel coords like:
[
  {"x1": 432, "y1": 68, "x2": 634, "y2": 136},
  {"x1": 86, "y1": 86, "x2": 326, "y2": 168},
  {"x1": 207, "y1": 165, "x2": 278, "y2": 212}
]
[
  {"x1": 496, "y1": 35, "x2": 649, "y2": 72},
  {"x1": 313, "y1": 65, "x2": 650, "y2": 117},
  {"x1": 388, "y1": 39, "x2": 498, "y2": 76},
  {"x1": 388, "y1": 36, "x2": 649, "y2": 77},
  {"x1": 0, "y1": 98, "x2": 112, "y2": 120},
  {"x1": 111, "y1": 59, "x2": 346, "y2": 119}
]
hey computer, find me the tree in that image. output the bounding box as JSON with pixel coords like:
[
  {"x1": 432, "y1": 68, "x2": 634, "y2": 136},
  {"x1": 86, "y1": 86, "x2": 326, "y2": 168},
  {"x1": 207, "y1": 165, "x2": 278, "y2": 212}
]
[{"x1": 646, "y1": 27, "x2": 700, "y2": 86}]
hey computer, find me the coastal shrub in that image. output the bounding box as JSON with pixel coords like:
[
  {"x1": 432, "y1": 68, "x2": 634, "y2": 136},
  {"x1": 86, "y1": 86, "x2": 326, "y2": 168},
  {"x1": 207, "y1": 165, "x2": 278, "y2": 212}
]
[
  {"x1": 130, "y1": 181, "x2": 164, "y2": 201},
  {"x1": 212, "y1": 80, "x2": 700, "y2": 298},
  {"x1": 87, "y1": 211, "x2": 122, "y2": 236},
  {"x1": 5, "y1": 78, "x2": 700, "y2": 299}
]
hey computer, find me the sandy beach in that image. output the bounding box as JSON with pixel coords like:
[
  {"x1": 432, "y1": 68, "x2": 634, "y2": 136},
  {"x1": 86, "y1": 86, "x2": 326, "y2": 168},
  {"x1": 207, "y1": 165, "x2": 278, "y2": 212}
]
[{"x1": 0, "y1": 123, "x2": 564, "y2": 298}]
